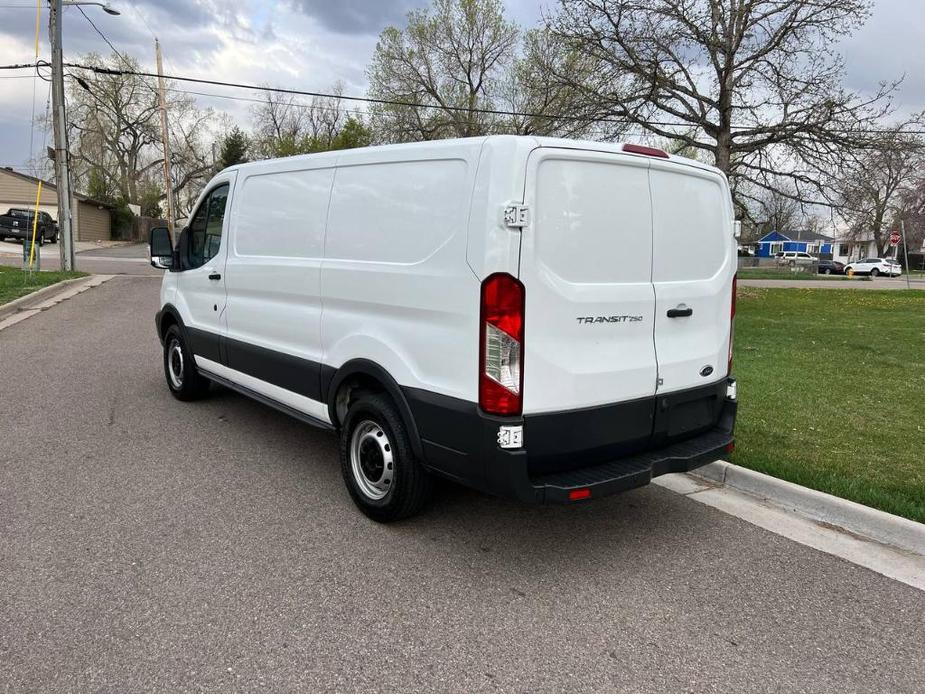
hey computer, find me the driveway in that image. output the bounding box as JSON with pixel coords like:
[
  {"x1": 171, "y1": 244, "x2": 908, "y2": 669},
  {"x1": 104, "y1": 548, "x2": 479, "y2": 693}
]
[{"x1": 1, "y1": 277, "x2": 923, "y2": 693}]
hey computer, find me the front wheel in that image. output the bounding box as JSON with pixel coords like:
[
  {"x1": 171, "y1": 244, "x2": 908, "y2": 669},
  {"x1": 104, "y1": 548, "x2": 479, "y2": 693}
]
[
  {"x1": 340, "y1": 393, "x2": 432, "y2": 522},
  {"x1": 870, "y1": 268, "x2": 879, "y2": 277},
  {"x1": 163, "y1": 324, "x2": 211, "y2": 401},
  {"x1": 823, "y1": 268, "x2": 832, "y2": 275}
]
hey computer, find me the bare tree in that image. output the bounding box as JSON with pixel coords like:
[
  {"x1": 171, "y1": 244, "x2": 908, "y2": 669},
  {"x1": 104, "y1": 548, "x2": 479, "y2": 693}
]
[
  {"x1": 834, "y1": 127, "x2": 925, "y2": 255},
  {"x1": 544, "y1": 0, "x2": 899, "y2": 214},
  {"x1": 496, "y1": 27, "x2": 603, "y2": 138},
  {"x1": 66, "y1": 53, "x2": 214, "y2": 215},
  {"x1": 367, "y1": 0, "x2": 519, "y2": 141},
  {"x1": 753, "y1": 184, "x2": 802, "y2": 238}
]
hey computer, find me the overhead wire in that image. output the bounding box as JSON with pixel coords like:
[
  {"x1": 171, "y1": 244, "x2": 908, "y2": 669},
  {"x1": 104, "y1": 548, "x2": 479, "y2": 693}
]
[{"x1": 1, "y1": 60, "x2": 923, "y2": 135}]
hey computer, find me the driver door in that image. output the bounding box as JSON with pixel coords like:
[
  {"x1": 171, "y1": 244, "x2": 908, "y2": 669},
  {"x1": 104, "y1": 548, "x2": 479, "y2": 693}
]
[{"x1": 178, "y1": 173, "x2": 236, "y2": 364}]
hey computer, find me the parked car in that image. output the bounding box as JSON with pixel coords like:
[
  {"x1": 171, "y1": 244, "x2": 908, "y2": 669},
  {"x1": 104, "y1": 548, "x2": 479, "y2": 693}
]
[
  {"x1": 844, "y1": 258, "x2": 902, "y2": 277},
  {"x1": 817, "y1": 259, "x2": 845, "y2": 275},
  {"x1": 150, "y1": 136, "x2": 738, "y2": 521},
  {"x1": 0, "y1": 208, "x2": 58, "y2": 245},
  {"x1": 776, "y1": 251, "x2": 815, "y2": 267}
]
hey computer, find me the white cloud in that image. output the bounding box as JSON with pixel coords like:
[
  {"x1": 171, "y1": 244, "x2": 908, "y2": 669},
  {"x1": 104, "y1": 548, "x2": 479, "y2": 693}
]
[{"x1": 0, "y1": 0, "x2": 921, "y2": 178}]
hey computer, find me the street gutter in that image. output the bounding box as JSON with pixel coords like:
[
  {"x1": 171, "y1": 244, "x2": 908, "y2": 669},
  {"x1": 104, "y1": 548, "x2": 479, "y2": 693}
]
[{"x1": 0, "y1": 275, "x2": 114, "y2": 330}]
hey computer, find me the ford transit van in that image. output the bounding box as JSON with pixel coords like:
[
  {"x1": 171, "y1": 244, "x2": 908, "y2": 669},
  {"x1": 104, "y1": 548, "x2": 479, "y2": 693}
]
[{"x1": 150, "y1": 136, "x2": 738, "y2": 521}]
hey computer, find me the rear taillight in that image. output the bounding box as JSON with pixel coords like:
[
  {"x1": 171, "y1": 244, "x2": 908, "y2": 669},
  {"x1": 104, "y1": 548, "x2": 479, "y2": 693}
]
[
  {"x1": 479, "y1": 273, "x2": 524, "y2": 416},
  {"x1": 728, "y1": 274, "x2": 737, "y2": 375}
]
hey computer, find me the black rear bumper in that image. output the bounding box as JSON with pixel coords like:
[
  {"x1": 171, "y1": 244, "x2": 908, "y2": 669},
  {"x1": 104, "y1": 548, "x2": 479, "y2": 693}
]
[{"x1": 403, "y1": 379, "x2": 736, "y2": 504}]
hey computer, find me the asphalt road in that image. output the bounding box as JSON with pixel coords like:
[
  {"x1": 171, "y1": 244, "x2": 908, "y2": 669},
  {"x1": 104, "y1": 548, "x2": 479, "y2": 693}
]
[
  {"x1": 1, "y1": 277, "x2": 924, "y2": 693},
  {"x1": 0, "y1": 241, "x2": 161, "y2": 276}
]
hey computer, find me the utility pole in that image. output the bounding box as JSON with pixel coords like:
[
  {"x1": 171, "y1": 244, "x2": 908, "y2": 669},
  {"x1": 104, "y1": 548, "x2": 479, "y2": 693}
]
[
  {"x1": 49, "y1": 0, "x2": 76, "y2": 271},
  {"x1": 155, "y1": 39, "x2": 175, "y2": 230},
  {"x1": 900, "y1": 219, "x2": 911, "y2": 290}
]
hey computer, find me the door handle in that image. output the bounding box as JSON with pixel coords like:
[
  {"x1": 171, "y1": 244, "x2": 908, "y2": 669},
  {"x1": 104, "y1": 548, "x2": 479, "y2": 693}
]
[
  {"x1": 208, "y1": 271, "x2": 222, "y2": 281},
  {"x1": 667, "y1": 306, "x2": 693, "y2": 318}
]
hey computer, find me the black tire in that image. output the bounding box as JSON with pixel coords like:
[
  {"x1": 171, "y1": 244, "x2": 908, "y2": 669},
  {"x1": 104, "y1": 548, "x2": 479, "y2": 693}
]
[
  {"x1": 339, "y1": 392, "x2": 432, "y2": 522},
  {"x1": 870, "y1": 268, "x2": 879, "y2": 277},
  {"x1": 162, "y1": 324, "x2": 211, "y2": 401},
  {"x1": 823, "y1": 268, "x2": 832, "y2": 275}
]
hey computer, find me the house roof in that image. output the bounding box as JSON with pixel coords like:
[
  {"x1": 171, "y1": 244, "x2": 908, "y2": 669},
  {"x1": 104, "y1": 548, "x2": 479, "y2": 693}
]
[
  {"x1": 0, "y1": 167, "x2": 114, "y2": 208},
  {"x1": 758, "y1": 229, "x2": 833, "y2": 243}
]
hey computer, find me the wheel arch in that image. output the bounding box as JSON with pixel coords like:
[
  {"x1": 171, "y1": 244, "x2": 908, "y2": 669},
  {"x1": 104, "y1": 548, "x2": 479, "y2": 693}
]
[
  {"x1": 324, "y1": 359, "x2": 424, "y2": 459},
  {"x1": 156, "y1": 303, "x2": 184, "y2": 344}
]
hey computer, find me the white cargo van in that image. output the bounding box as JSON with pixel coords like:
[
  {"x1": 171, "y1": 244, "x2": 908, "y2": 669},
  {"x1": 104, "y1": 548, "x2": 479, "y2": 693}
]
[{"x1": 150, "y1": 136, "x2": 738, "y2": 521}]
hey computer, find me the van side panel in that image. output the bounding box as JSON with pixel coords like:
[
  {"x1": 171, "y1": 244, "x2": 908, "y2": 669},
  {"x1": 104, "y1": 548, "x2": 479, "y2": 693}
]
[
  {"x1": 464, "y1": 136, "x2": 536, "y2": 280},
  {"x1": 321, "y1": 149, "x2": 481, "y2": 404},
  {"x1": 223, "y1": 160, "x2": 336, "y2": 403}
]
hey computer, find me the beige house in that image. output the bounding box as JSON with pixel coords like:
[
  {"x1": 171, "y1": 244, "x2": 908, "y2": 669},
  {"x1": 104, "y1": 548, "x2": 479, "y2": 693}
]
[{"x1": 0, "y1": 167, "x2": 112, "y2": 242}]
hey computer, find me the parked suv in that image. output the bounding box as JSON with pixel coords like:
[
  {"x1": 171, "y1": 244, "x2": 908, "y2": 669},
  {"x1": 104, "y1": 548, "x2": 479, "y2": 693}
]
[
  {"x1": 150, "y1": 136, "x2": 738, "y2": 521},
  {"x1": 776, "y1": 251, "x2": 815, "y2": 267},
  {"x1": 844, "y1": 258, "x2": 902, "y2": 277}
]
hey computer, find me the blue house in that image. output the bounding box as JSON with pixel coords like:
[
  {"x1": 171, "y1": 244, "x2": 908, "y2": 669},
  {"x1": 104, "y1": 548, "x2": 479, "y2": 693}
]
[{"x1": 755, "y1": 230, "x2": 834, "y2": 258}]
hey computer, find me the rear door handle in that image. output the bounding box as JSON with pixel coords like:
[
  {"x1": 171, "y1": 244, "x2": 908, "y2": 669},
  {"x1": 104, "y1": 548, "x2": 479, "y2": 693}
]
[
  {"x1": 667, "y1": 306, "x2": 693, "y2": 318},
  {"x1": 208, "y1": 271, "x2": 221, "y2": 281}
]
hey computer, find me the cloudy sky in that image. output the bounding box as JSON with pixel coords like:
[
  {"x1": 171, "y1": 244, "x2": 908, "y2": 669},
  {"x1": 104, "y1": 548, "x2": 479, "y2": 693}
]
[{"x1": 0, "y1": 0, "x2": 922, "y2": 176}]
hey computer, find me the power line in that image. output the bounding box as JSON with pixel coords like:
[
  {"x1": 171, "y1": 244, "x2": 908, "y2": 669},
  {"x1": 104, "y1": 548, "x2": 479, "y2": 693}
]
[
  {"x1": 75, "y1": 5, "x2": 131, "y2": 66},
  {"x1": 2, "y1": 60, "x2": 925, "y2": 136}
]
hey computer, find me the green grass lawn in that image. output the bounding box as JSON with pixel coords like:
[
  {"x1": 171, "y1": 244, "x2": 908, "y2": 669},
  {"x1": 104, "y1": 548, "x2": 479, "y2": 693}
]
[
  {"x1": 737, "y1": 268, "x2": 850, "y2": 281},
  {"x1": 732, "y1": 287, "x2": 925, "y2": 523},
  {"x1": 0, "y1": 265, "x2": 87, "y2": 306}
]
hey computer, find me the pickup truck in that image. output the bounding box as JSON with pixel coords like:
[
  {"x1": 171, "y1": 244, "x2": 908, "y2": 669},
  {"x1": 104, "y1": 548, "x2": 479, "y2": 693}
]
[{"x1": 0, "y1": 208, "x2": 58, "y2": 245}]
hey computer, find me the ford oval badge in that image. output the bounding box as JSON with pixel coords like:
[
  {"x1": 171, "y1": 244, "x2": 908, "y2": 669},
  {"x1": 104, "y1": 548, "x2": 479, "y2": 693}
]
[{"x1": 700, "y1": 365, "x2": 714, "y2": 378}]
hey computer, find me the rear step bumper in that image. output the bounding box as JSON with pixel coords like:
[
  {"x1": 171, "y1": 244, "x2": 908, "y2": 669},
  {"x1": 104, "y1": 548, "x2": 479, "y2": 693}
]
[
  {"x1": 403, "y1": 379, "x2": 737, "y2": 505},
  {"x1": 532, "y1": 420, "x2": 733, "y2": 503}
]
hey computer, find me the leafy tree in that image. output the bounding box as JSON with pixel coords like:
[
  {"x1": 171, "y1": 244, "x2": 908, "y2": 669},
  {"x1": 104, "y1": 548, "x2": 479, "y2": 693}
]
[
  {"x1": 328, "y1": 118, "x2": 373, "y2": 151},
  {"x1": 218, "y1": 126, "x2": 249, "y2": 169},
  {"x1": 367, "y1": 0, "x2": 593, "y2": 142}
]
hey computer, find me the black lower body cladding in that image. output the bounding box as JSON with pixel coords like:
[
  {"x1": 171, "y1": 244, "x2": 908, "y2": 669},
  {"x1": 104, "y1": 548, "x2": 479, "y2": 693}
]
[{"x1": 404, "y1": 379, "x2": 736, "y2": 504}]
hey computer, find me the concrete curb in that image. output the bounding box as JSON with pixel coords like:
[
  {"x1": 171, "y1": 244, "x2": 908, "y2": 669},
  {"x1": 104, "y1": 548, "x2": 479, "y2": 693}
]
[
  {"x1": 693, "y1": 461, "x2": 925, "y2": 556},
  {"x1": 0, "y1": 275, "x2": 114, "y2": 328}
]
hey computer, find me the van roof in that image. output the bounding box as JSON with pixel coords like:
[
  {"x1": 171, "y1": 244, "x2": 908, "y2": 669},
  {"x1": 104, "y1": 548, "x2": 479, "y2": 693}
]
[{"x1": 221, "y1": 135, "x2": 723, "y2": 179}]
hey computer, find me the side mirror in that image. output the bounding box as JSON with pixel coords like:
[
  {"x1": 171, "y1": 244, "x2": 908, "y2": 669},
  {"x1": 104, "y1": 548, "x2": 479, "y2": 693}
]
[{"x1": 149, "y1": 226, "x2": 174, "y2": 269}]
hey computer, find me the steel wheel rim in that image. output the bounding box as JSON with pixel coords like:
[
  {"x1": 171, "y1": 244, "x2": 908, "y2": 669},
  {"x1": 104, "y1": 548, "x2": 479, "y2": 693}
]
[
  {"x1": 349, "y1": 419, "x2": 394, "y2": 500},
  {"x1": 167, "y1": 338, "x2": 184, "y2": 389}
]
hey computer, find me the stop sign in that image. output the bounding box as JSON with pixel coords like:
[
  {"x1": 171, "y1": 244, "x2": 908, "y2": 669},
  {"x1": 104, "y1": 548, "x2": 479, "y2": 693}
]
[{"x1": 889, "y1": 231, "x2": 901, "y2": 246}]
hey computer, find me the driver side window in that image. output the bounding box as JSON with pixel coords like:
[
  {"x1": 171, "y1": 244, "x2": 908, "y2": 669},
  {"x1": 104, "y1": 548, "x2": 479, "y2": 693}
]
[{"x1": 187, "y1": 184, "x2": 229, "y2": 269}]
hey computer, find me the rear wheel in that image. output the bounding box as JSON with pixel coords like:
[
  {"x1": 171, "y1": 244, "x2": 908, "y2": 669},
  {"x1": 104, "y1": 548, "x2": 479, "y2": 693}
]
[
  {"x1": 162, "y1": 324, "x2": 210, "y2": 401},
  {"x1": 823, "y1": 268, "x2": 832, "y2": 275},
  {"x1": 339, "y1": 392, "x2": 432, "y2": 522},
  {"x1": 870, "y1": 268, "x2": 879, "y2": 277}
]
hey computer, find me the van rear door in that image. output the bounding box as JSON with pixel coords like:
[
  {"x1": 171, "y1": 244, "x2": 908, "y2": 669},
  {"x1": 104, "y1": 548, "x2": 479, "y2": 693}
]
[
  {"x1": 648, "y1": 160, "x2": 735, "y2": 394},
  {"x1": 519, "y1": 148, "x2": 657, "y2": 414}
]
